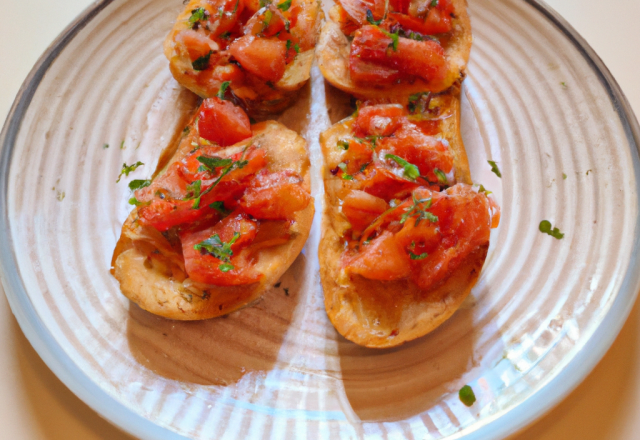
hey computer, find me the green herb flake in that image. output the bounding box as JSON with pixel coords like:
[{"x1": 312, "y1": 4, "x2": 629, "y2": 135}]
[
  {"x1": 194, "y1": 232, "x2": 240, "y2": 264},
  {"x1": 232, "y1": 0, "x2": 240, "y2": 13},
  {"x1": 217, "y1": 81, "x2": 231, "y2": 100},
  {"x1": 277, "y1": 0, "x2": 292, "y2": 11},
  {"x1": 188, "y1": 7, "x2": 208, "y2": 26},
  {"x1": 263, "y1": 9, "x2": 273, "y2": 29},
  {"x1": 562, "y1": 173, "x2": 567, "y2": 180},
  {"x1": 259, "y1": 0, "x2": 270, "y2": 7},
  {"x1": 197, "y1": 155, "x2": 234, "y2": 172},
  {"x1": 337, "y1": 162, "x2": 353, "y2": 180},
  {"x1": 128, "y1": 197, "x2": 141, "y2": 206},
  {"x1": 120, "y1": 140, "x2": 126, "y2": 149},
  {"x1": 192, "y1": 50, "x2": 213, "y2": 71},
  {"x1": 400, "y1": 194, "x2": 437, "y2": 225},
  {"x1": 219, "y1": 31, "x2": 231, "y2": 39},
  {"x1": 360, "y1": 162, "x2": 370, "y2": 173},
  {"x1": 116, "y1": 161, "x2": 144, "y2": 183},
  {"x1": 488, "y1": 160, "x2": 502, "y2": 178},
  {"x1": 459, "y1": 385, "x2": 476, "y2": 407},
  {"x1": 407, "y1": 92, "x2": 430, "y2": 114},
  {"x1": 286, "y1": 39, "x2": 292, "y2": 50},
  {"x1": 366, "y1": 9, "x2": 383, "y2": 26},
  {"x1": 560, "y1": 81, "x2": 568, "y2": 89},
  {"x1": 102, "y1": 143, "x2": 109, "y2": 149},
  {"x1": 294, "y1": 43, "x2": 300, "y2": 53},
  {"x1": 386, "y1": 154, "x2": 420, "y2": 180},
  {"x1": 210, "y1": 201, "x2": 231, "y2": 216},
  {"x1": 409, "y1": 251, "x2": 428, "y2": 260},
  {"x1": 128, "y1": 179, "x2": 151, "y2": 191},
  {"x1": 434, "y1": 168, "x2": 448, "y2": 185},
  {"x1": 219, "y1": 263, "x2": 234, "y2": 272},
  {"x1": 284, "y1": 20, "x2": 290, "y2": 31},
  {"x1": 337, "y1": 140, "x2": 350, "y2": 150},
  {"x1": 539, "y1": 220, "x2": 564, "y2": 239},
  {"x1": 380, "y1": 28, "x2": 399, "y2": 51},
  {"x1": 477, "y1": 184, "x2": 492, "y2": 195}
]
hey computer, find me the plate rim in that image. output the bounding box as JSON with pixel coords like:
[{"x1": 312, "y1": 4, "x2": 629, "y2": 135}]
[{"x1": 1, "y1": 0, "x2": 639, "y2": 439}]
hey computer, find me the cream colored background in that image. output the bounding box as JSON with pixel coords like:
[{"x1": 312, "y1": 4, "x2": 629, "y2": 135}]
[{"x1": 1, "y1": 0, "x2": 639, "y2": 438}]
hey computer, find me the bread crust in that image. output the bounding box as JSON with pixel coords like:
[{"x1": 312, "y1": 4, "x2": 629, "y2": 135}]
[
  {"x1": 316, "y1": 0, "x2": 472, "y2": 99},
  {"x1": 112, "y1": 121, "x2": 314, "y2": 320},
  {"x1": 318, "y1": 88, "x2": 487, "y2": 348}
]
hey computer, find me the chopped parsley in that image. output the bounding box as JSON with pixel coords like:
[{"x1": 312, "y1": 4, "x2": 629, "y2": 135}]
[
  {"x1": 459, "y1": 385, "x2": 476, "y2": 407},
  {"x1": 102, "y1": 143, "x2": 109, "y2": 149},
  {"x1": 128, "y1": 197, "x2": 141, "y2": 206},
  {"x1": 385, "y1": 154, "x2": 420, "y2": 180},
  {"x1": 116, "y1": 161, "x2": 144, "y2": 183},
  {"x1": 194, "y1": 232, "x2": 240, "y2": 271},
  {"x1": 409, "y1": 251, "x2": 428, "y2": 260},
  {"x1": 191, "y1": 153, "x2": 250, "y2": 203},
  {"x1": 539, "y1": 220, "x2": 564, "y2": 239},
  {"x1": 337, "y1": 140, "x2": 350, "y2": 150},
  {"x1": 210, "y1": 201, "x2": 231, "y2": 216},
  {"x1": 294, "y1": 43, "x2": 300, "y2": 53},
  {"x1": 488, "y1": 160, "x2": 502, "y2": 178},
  {"x1": 562, "y1": 173, "x2": 567, "y2": 180},
  {"x1": 259, "y1": 0, "x2": 270, "y2": 7},
  {"x1": 337, "y1": 162, "x2": 353, "y2": 180},
  {"x1": 219, "y1": 31, "x2": 231, "y2": 39},
  {"x1": 366, "y1": 9, "x2": 383, "y2": 26},
  {"x1": 128, "y1": 179, "x2": 151, "y2": 191},
  {"x1": 120, "y1": 140, "x2": 126, "y2": 149},
  {"x1": 277, "y1": 0, "x2": 292, "y2": 11},
  {"x1": 263, "y1": 9, "x2": 273, "y2": 28},
  {"x1": 367, "y1": 135, "x2": 382, "y2": 148},
  {"x1": 430, "y1": 0, "x2": 439, "y2": 7},
  {"x1": 400, "y1": 193, "x2": 438, "y2": 225},
  {"x1": 360, "y1": 162, "x2": 370, "y2": 173},
  {"x1": 188, "y1": 7, "x2": 208, "y2": 27},
  {"x1": 184, "y1": 180, "x2": 203, "y2": 208},
  {"x1": 476, "y1": 184, "x2": 492, "y2": 195},
  {"x1": 380, "y1": 28, "x2": 399, "y2": 51},
  {"x1": 434, "y1": 168, "x2": 448, "y2": 185},
  {"x1": 192, "y1": 50, "x2": 213, "y2": 71},
  {"x1": 217, "y1": 81, "x2": 230, "y2": 100}
]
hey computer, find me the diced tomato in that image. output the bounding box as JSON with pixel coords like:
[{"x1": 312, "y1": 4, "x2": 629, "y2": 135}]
[
  {"x1": 135, "y1": 166, "x2": 189, "y2": 203},
  {"x1": 337, "y1": 0, "x2": 386, "y2": 25},
  {"x1": 357, "y1": 163, "x2": 419, "y2": 201},
  {"x1": 354, "y1": 104, "x2": 405, "y2": 137},
  {"x1": 198, "y1": 97, "x2": 252, "y2": 146},
  {"x1": 378, "y1": 122, "x2": 453, "y2": 183},
  {"x1": 423, "y1": 7, "x2": 452, "y2": 34},
  {"x1": 175, "y1": 30, "x2": 220, "y2": 62},
  {"x1": 330, "y1": 4, "x2": 361, "y2": 36},
  {"x1": 229, "y1": 36, "x2": 287, "y2": 82},
  {"x1": 213, "y1": 0, "x2": 245, "y2": 37},
  {"x1": 249, "y1": 220, "x2": 292, "y2": 251},
  {"x1": 240, "y1": 170, "x2": 311, "y2": 220},
  {"x1": 180, "y1": 211, "x2": 262, "y2": 286},
  {"x1": 342, "y1": 190, "x2": 388, "y2": 234},
  {"x1": 350, "y1": 25, "x2": 447, "y2": 83},
  {"x1": 137, "y1": 181, "x2": 246, "y2": 231},
  {"x1": 344, "y1": 231, "x2": 412, "y2": 280},
  {"x1": 389, "y1": 0, "x2": 410, "y2": 14},
  {"x1": 349, "y1": 56, "x2": 402, "y2": 85},
  {"x1": 342, "y1": 138, "x2": 373, "y2": 174},
  {"x1": 245, "y1": 5, "x2": 286, "y2": 37}
]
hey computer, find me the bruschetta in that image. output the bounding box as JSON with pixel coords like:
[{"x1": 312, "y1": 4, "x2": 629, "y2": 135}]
[
  {"x1": 316, "y1": 0, "x2": 472, "y2": 98},
  {"x1": 318, "y1": 87, "x2": 499, "y2": 348},
  {"x1": 164, "y1": 0, "x2": 323, "y2": 116},
  {"x1": 111, "y1": 97, "x2": 314, "y2": 320}
]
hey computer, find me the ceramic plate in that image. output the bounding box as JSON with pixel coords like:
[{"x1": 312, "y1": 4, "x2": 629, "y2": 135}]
[{"x1": 2, "y1": 0, "x2": 640, "y2": 439}]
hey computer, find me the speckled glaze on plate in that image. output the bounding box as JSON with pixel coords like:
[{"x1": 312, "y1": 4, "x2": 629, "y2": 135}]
[{"x1": 1, "y1": 0, "x2": 640, "y2": 439}]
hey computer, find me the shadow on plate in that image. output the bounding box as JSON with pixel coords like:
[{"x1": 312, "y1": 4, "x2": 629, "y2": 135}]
[
  {"x1": 126, "y1": 254, "x2": 307, "y2": 386},
  {"x1": 338, "y1": 306, "x2": 476, "y2": 422}
]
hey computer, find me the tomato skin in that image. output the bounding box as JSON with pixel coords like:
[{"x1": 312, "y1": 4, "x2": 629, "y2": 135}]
[
  {"x1": 198, "y1": 97, "x2": 252, "y2": 146},
  {"x1": 336, "y1": 0, "x2": 386, "y2": 25},
  {"x1": 240, "y1": 170, "x2": 311, "y2": 220},
  {"x1": 229, "y1": 35, "x2": 287, "y2": 82},
  {"x1": 175, "y1": 30, "x2": 220, "y2": 62},
  {"x1": 344, "y1": 231, "x2": 412, "y2": 280},
  {"x1": 342, "y1": 190, "x2": 388, "y2": 234},
  {"x1": 349, "y1": 56, "x2": 402, "y2": 86},
  {"x1": 180, "y1": 212, "x2": 262, "y2": 286},
  {"x1": 357, "y1": 163, "x2": 419, "y2": 201},
  {"x1": 388, "y1": 11, "x2": 451, "y2": 36},
  {"x1": 354, "y1": 104, "x2": 405, "y2": 137},
  {"x1": 350, "y1": 25, "x2": 447, "y2": 83}
]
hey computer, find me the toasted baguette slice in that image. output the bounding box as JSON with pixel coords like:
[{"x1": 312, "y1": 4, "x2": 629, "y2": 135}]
[
  {"x1": 112, "y1": 120, "x2": 314, "y2": 320},
  {"x1": 316, "y1": 0, "x2": 472, "y2": 99},
  {"x1": 319, "y1": 87, "x2": 491, "y2": 348},
  {"x1": 164, "y1": 0, "x2": 323, "y2": 116}
]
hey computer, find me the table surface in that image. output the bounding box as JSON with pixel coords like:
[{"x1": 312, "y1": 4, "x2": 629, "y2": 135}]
[{"x1": 1, "y1": 0, "x2": 640, "y2": 439}]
